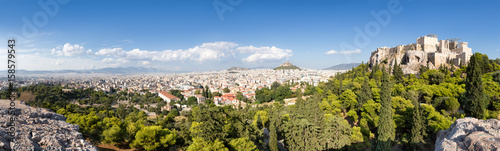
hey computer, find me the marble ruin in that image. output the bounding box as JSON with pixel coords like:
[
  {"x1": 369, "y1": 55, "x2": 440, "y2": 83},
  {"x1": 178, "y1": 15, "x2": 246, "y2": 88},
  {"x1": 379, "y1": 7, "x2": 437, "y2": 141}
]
[{"x1": 369, "y1": 34, "x2": 472, "y2": 74}]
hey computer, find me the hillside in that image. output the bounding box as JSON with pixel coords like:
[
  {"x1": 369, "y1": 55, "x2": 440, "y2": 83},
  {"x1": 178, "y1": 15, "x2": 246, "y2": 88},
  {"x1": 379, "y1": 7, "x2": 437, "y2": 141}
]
[
  {"x1": 323, "y1": 63, "x2": 361, "y2": 70},
  {"x1": 0, "y1": 100, "x2": 97, "y2": 150},
  {"x1": 274, "y1": 62, "x2": 300, "y2": 70}
]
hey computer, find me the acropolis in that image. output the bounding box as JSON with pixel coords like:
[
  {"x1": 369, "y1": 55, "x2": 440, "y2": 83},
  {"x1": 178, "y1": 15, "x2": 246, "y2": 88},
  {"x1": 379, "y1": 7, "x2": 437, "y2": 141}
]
[{"x1": 369, "y1": 34, "x2": 472, "y2": 74}]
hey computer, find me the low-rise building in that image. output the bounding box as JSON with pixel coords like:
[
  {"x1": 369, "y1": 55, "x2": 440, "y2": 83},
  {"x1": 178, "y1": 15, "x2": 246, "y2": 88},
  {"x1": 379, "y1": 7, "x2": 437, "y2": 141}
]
[{"x1": 159, "y1": 91, "x2": 180, "y2": 103}]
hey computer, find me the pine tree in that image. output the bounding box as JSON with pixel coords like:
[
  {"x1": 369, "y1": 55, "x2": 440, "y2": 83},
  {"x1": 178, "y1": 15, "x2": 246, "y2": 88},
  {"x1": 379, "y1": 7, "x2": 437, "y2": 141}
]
[
  {"x1": 409, "y1": 91, "x2": 425, "y2": 150},
  {"x1": 357, "y1": 77, "x2": 373, "y2": 110},
  {"x1": 194, "y1": 107, "x2": 227, "y2": 142},
  {"x1": 283, "y1": 96, "x2": 324, "y2": 151},
  {"x1": 375, "y1": 67, "x2": 394, "y2": 151},
  {"x1": 323, "y1": 115, "x2": 351, "y2": 150},
  {"x1": 393, "y1": 59, "x2": 404, "y2": 84},
  {"x1": 464, "y1": 53, "x2": 488, "y2": 119}
]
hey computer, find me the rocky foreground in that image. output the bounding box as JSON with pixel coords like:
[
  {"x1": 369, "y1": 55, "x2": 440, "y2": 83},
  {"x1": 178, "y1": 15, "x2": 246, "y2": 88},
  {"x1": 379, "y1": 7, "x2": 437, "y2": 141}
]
[
  {"x1": 435, "y1": 118, "x2": 500, "y2": 151},
  {"x1": 0, "y1": 101, "x2": 97, "y2": 151}
]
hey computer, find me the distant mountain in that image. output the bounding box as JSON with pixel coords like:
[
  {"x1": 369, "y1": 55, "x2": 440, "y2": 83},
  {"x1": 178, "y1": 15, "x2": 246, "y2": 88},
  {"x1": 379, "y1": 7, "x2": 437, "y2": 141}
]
[
  {"x1": 86, "y1": 67, "x2": 170, "y2": 74},
  {"x1": 4, "y1": 67, "x2": 175, "y2": 75},
  {"x1": 323, "y1": 63, "x2": 361, "y2": 70},
  {"x1": 274, "y1": 62, "x2": 300, "y2": 70},
  {"x1": 227, "y1": 67, "x2": 249, "y2": 71},
  {"x1": 250, "y1": 66, "x2": 273, "y2": 69}
]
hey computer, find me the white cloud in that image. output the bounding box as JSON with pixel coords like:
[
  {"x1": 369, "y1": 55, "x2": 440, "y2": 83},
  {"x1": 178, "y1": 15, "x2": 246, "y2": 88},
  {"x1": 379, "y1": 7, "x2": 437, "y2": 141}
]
[
  {"x1": 102, "y1": 58, "x2": 130, "y2": 68},
  {"x1": 238, "y1": 46, "x2": 293, "y2": 63},
  {"x1": 96, "y1": 41, "x2": 240, "y2": 62},
  {"x1": 95, "y1": 48, "x2": 126, "y2": 56},
  {"x1": 153, "y1": 41, "x2": 239, "y2": 62},
  {"x1": 325, "y1": 50, "x2": 338, "y2": 55},
  {"x1": 51, "y1": 43, "x2": 91, "y2": 56},
  {"x1": 325, "y1": 49, "x2": 361, "y2": 55},
  {"x1": 40, "y1": 41, "x2": 295, "y2": 70}
]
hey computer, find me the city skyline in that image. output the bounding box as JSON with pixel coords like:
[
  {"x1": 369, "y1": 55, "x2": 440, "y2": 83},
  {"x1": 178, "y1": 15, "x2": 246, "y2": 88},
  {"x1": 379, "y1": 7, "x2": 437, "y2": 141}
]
[{"x1": 1, "y1": 0, "x2": 499, "y2": 72}]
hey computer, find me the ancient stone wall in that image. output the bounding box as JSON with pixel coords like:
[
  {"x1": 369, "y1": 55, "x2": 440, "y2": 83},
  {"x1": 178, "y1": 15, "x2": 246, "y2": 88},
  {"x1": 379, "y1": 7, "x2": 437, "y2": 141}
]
[{"x1": 368, "y1": 35, "x2": 472, "y2": 74}]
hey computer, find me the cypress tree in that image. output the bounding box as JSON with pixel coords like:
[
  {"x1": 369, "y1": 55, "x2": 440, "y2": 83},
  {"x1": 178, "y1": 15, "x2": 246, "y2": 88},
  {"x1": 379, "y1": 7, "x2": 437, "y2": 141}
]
[
  {"x1": 338, "y1": 75, "x2": 343, "y2": 96},
  {"x1": 202, "y1": 86, "x2": 207, "y2": 98},
  {"x1": 409, "y1": 91, "x2": 425, "y2": 150},
  {"x1": 375, "y1": 67, "x2": 394, "y2": 151},
  {"x1": 371, "y1": 62, "x2": 379, "y2": 79},
  {"x1": 388, "y1": 65, "x2": 392, "y2": 76},
  {"x1": 393, "y1": 59, "x2": 404, "y2": 84},
  {"x1": 464, "y1": 53, "x2": 488, "y2": 119},
  {"x1": 269, "y1": 108, "x2": 279, "y2": 151},
  {"x1": 353, "y1": 67, "x2": 357, "y2": 82},
  {"x1": 207, "y1": 88, "x2": 212, "y2": 99}
]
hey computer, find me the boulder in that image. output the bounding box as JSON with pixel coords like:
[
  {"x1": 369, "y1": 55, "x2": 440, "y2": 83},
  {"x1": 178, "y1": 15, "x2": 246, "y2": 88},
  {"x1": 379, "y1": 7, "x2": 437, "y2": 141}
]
[
  {"x1": 435, "y1": 117, "x2": 500, "y2": 151},
  {"x1": 0, "y1": 107, "x2": 97, "y2": 151}
]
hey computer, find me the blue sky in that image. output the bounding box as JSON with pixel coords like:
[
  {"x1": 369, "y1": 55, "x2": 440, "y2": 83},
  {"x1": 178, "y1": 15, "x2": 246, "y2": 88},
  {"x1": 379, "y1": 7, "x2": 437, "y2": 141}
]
[{"x1": 1, "y1": 0, "x2": 499, "y2": 71}]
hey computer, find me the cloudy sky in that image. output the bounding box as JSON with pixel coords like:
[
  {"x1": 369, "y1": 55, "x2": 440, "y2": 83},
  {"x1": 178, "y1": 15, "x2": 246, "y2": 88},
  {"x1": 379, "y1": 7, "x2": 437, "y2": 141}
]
[{"x1": 1, "y1": 0, "x2": 499, "y2": 72}]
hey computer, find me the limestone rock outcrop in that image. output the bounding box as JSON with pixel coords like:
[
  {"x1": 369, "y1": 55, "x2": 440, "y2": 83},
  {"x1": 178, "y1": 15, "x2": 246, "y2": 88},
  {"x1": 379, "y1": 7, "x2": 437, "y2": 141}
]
[
  {"x1": 435, "y1": 118, "x2": 500, "y2": 151},
  {"x1": 0, "y1": 107, "x2": 97, "y2": 151},
  {"x1": 369, "y1": 34, "x2": 472, "y2": 74}
]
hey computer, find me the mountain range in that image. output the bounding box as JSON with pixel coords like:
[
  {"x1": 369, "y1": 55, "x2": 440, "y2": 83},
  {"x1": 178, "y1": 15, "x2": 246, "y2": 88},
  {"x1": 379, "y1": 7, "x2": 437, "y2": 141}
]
[{"x1": 322, "y1": 63, "x2": 361, "y2": 70}]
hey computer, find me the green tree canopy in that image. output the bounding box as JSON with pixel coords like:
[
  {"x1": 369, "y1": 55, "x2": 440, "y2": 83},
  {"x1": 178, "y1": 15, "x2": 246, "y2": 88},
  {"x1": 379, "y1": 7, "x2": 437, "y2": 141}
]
[
  {"x1": 130, "y1": 125, "x2": 177, "y2": 151},
  {"x1": 229, "y1": 137, "x2": 258, "y2": 151}
]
